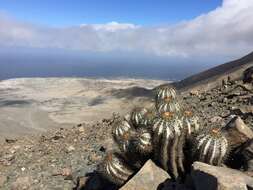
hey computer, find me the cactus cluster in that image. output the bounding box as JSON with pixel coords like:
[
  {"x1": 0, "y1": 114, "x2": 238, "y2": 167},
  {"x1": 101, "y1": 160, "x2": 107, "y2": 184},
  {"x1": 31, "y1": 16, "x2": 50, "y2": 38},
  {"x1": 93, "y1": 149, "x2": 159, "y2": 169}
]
[{"x1": 98, "y1": 85, "x2": 230, "y2": 186}]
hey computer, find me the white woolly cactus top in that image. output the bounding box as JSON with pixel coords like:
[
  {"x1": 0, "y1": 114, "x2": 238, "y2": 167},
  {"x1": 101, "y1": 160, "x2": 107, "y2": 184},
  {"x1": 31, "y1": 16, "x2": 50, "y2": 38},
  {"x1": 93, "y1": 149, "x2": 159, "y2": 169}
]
[{"x1": 156, "y1": 85, "x2": 177, "y2": 102}]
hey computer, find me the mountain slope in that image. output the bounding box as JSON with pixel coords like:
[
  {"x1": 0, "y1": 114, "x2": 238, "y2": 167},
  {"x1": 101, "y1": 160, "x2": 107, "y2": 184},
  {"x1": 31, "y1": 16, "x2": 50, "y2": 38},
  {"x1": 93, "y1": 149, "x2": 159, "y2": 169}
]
[{"x1": 173, "y1": 51, "x2": 253, "y2": 92}]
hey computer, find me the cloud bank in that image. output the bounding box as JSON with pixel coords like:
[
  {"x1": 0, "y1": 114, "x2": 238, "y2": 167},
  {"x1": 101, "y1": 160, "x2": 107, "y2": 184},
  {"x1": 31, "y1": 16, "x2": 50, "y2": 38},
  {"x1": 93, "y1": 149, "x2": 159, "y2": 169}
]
[{"x1": 0, "y1": 0, "x2": 253, "y2": 63}]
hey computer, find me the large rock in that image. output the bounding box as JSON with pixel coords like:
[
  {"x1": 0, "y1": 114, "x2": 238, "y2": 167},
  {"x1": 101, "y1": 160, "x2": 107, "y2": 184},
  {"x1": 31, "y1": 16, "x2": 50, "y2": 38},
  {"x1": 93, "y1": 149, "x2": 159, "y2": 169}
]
[
  {"x1": 243, "y1": 66, "x2": 253, "y2": 83},
  {"x1": 120, "y1": 160, "x2": 170, "y2": 190},
  {"x1": 223, "y1": 116, "x2": 253, "y2": 148},
  {"x1": 191, "y1": 162, "x2": 253, "y2": 190},
  {"x1": 239, "y1": 139, "x2": 253, "y2": 171}
]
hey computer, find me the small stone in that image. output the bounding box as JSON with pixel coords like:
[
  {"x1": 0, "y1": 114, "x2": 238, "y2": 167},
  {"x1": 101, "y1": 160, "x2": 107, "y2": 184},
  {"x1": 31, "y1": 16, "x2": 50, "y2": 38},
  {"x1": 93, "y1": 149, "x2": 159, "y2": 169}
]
[
  {"x1": 223, "y1": 97, "x2": 228, "y2": 103},
  {"x1": 78, "y1": 126, "x2": 85, "y2": 133},
  {"x1": 190, "y1": 90, "x2": 199, "y2": 96},
  {"x1": 66, "y1": 145, "x2": 75, "y2": 152},
  {"x1": 89, "y1": 153, "x2": 101, "y2": 163},
  {"x1": 0, "y1": 154, "x2": 15, "y2": 166},
  {"x1": 62, "y1": 168, "x2": 72, "y2": 177},
  {"x1": 11, "y1": 176, "x2": 33, "y2": 190},
  {"x1": 77, "y1": 123, "x2": 82, "y2": 127},
  {"x1": 210, "y1": 116, "x2": 222, "y2": 123},
  {"x1": 21, "y1": 167, "x2": 26, "y2": 172},
  {"x1": 10, "y1": 145, "x2": 21, "y2": 154},
  {"x1": 0, "y1": 176, "x2": 7, "y2": 187},
  {"x1": 5, "y1": 138, "x2": 17, "y2": 143}
]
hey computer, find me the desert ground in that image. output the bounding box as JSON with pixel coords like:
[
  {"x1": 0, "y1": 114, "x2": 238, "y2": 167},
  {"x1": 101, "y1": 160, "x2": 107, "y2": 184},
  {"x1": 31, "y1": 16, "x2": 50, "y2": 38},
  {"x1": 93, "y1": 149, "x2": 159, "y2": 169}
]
[{"x1": 0, "y1": 78, "x2": 166, "y2": 140}]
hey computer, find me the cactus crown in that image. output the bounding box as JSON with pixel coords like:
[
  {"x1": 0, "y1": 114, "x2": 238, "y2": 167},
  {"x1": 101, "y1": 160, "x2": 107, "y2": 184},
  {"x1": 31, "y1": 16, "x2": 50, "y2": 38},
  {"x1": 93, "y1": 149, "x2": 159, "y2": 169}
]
[
  {"x1": 184, "y1": 110, "x2": 193, "y2": 117},
  {"x1": 156, "y1": 85, "x2": 177, "y2": 101},
  {"x1": 161, "y1": 111, "x2": 174, "y2": 120},
  {"x1": 122, "y1": 132, "x2": 131, "y2": 141}
]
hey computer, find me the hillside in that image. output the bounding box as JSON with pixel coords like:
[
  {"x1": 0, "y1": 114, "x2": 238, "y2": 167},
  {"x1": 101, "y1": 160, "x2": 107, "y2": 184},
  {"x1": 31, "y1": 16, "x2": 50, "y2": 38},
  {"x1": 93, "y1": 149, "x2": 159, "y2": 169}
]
[
  {"x1": 0, "y1": 72, "x2": 253, "y2": 189},
  {"x1": 173, "y1": 51, "x2": 253, "y2": 92}
]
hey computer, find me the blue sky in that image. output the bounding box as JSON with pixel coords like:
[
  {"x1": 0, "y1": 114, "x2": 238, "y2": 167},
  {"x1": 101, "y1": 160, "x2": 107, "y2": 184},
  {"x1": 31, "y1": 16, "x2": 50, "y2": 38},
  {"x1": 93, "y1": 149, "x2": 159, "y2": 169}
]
[
  {"x1": 0, "y1": 0, "x2": 253, "y2": 69},
  {"x1": 1, "y1": 0, "x2": 222, "y2": 26}
]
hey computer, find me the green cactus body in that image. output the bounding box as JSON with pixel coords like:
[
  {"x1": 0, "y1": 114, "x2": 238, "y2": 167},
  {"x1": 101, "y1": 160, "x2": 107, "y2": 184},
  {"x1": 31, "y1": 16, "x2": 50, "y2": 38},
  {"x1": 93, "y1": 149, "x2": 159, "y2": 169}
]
[
  {"x1": 112, "y1": 119, "x2": 132, "y2": 143},
  {"x1": 182, "y1": 111, "x2": 200, "y2": 136},
  {"x1": 152, "y1": 112, "x2": 174, "y2": 162},
  {"x1": 152, "y1": 111, "x2": 185, "y2": 178},
  {"x1": 99, "y1": 152, "x2": 135, "y2": 186},
  {"x1": 133, "y1": 128, "x2": 153, "y2": 156},
  {"x1": 141, "y1": 109, "x2": 157, "y2": 127},
  {"x1": 130, "y1": 107, "x2": 148, "y2": 128},
  {"x1": 192, "y1": 127, "x2": 229, "y2": 166},
  {"x1": 156, "y1": 86, "x2": 177, "y2": 102},
  {"x1": 118, "y1": 131, "x2": 133, "y2": 153},
  {"x1": 156, "y1": 100, "x2": 181, "y2": 115}
]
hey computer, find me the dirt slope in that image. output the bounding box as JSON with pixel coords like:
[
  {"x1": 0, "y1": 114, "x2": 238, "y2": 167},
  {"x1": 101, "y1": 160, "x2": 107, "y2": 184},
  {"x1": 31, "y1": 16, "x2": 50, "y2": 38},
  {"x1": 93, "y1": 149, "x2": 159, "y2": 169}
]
[{"x1": 173, "y1": 51, "x2": 253, "y2": 93}]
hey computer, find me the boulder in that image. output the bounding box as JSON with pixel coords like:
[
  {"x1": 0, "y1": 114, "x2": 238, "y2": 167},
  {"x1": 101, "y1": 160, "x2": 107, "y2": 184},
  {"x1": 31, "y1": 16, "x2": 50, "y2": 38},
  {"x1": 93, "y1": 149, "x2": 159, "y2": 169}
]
[
  {"x1": 120, "y1": 160, "x2": 170, "y2": 190},
  {"x1": 223, "y1": 116, "x2": 253, "y2": 148},
  {"x1": 243, "y1": 66, "x2": 253, "y2": 83},
  {"x1": 191, "y1": 162, "x2": 253, "y2": 190},
  {"x1": 239, "y1": 139, "x2": 253, "y2": 171}
]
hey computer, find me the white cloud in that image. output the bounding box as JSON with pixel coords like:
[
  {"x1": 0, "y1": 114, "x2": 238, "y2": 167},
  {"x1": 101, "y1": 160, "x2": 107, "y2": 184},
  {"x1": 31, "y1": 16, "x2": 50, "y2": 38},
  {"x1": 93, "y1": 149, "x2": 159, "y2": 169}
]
[
  {"x1": 0, "y1": 0, "x2": 253, "y2": 63},
  {"x1": 81, "y1": 21, "x2": 138, "y2": 32}
]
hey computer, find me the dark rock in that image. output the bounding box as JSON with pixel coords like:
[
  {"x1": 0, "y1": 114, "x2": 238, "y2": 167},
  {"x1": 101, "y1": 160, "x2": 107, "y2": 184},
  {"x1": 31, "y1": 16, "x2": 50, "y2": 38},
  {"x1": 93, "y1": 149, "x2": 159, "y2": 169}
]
[
  {"x1": 74, "y1": 172, "x2": 112, "y2": 190},
  {"x1": 223, "y1": 116, "x2": 253, "y2": 148},
  {"x1": 243, "y1": 66, "x2": 253, "y2": 83},
  {"x1": 191, "y1": 162, "x2": 253, "y2": 190},
  {"x1": 239, "y1": 139, "x2": 253, "y2": 171},
  {"x1": 5, "y1": 138, "x2": 17, "y2": 144}
]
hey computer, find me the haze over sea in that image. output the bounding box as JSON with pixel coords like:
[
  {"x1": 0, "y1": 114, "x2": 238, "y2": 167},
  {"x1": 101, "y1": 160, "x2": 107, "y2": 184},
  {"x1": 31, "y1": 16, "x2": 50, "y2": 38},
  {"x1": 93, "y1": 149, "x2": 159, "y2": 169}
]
[{"x1": 0, "y1": 47, "x2": 217, "y2": 81}]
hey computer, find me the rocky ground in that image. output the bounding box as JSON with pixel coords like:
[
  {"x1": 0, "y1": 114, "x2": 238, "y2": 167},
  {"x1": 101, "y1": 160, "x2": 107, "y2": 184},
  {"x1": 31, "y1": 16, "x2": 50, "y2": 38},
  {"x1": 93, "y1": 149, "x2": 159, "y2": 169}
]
[
  {"x1": 0, "y1": 76, "x2": 253, "y2": 189},
  {"x1": 0, "y1": 116, "x2": 118, "y2": 190},
  {"x1": 182, "y1": 79, "x2": 253, "y2": 130}
]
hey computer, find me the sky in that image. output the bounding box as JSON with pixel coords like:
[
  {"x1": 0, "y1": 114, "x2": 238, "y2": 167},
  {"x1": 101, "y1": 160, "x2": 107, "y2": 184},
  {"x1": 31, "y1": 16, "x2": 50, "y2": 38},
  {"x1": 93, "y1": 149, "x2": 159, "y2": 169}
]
[
  {"x1": 0, "y1": 0, "x2": 221, "y2": 26},
  {"x1": 0, "y1": 0, "x2": 253, "y2": 75}
]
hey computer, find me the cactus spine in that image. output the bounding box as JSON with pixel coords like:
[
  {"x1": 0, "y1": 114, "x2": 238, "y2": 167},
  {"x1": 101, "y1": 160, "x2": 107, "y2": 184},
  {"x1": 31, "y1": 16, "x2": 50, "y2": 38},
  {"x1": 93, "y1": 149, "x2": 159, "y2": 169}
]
[
  {"x1": 182, "y1": 110, "x2": 200, "y2": 136},
  {"x1": 133, "y1": 128, "x2": 153, "y2": 156},
  {"x1": 152, "y1": 111, "x2": 185, "y2": 179},
  {"x1": 192, "y1": 127, "x2": 229, "y2": 166},
  {"x1": 112, "y1": 119, "x2": 132, "y2": 143},
  {"x1": 130, "y1": 107, "x2": 148, "y2": 128},
  {"x1": 156, "y1": 86, "x2": 177, "y2": 102},
  {"x1": 156, "y1": 100, "x2": 181, "y2": 115},
  {"x1": 141, "y1": 108, "x2": 157, "y2": 127},
  {"x1": 98, "y1": 152, "x2": 135, "y2": 186}
]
